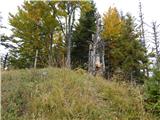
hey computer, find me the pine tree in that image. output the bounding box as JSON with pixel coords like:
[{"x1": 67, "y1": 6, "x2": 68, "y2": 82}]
[{"x1": 71, "y1": 1, "x2": 96, "y2": 69}]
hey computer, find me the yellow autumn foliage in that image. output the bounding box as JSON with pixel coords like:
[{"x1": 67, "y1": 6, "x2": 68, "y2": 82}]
[{"x1": 102, "y1": 7, "x2": 124, "y2": 39}]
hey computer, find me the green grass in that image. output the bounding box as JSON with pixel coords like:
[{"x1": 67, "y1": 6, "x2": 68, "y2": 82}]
[{"x1": 1, "y1": 67, "x2": 157, "y2": 120}]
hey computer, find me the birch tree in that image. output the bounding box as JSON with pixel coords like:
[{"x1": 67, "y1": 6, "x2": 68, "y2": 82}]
[
  {"x1": 49, "y1": 1, "x2": 91, "y2": 68},
  {"x1": 9, "y1": 1, "x2": 59, "y2": 68}
]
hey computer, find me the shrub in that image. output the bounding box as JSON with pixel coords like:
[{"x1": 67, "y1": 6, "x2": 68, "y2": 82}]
[{"x1": 144, "y1": 68, "x2": 160, "y2": 116}]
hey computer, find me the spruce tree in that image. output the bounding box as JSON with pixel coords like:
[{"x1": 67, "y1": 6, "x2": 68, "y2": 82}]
[
  {"x1": 71, "y1": 1, "x2": 96, "y2": 69},
  {"x1": 121, "y1": 13, "x2": 148, "y2": 82},
  {"x1": 145, "y1": 68, "x2": 160, "y2": 116},
  {"x1": 102, "y1": 7, "x2": 147, "y2": 82}
]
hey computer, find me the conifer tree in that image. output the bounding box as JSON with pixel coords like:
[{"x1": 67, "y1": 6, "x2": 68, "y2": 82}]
[
  {"x1": 121, "y1": 14, "x2": 148, "y2": 82},
  {"x1": 145, "y1": 68, "x2": 160, "y2": 115},
  {"x1": 102, "y1": 7, "x2": 124, "y2": 78},
  {"x1": 72, "y1": 1, "x2": 96, "y2": 69},
  {"x1": 102, "y1": 7, "x2": 147, "y2": 82}
]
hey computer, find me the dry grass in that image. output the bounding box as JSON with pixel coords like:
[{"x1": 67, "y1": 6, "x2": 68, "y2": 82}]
[{"x1": 1, "y1": 68, "x2": 157, "y2": 120}]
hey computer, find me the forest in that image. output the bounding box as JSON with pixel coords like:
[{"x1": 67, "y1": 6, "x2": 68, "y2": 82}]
[{"x1": 1, "y1": 0, "x2": 160, "y2": 119}]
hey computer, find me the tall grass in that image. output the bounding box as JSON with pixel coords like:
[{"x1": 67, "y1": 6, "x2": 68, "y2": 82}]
[{"x1": 1, "y1": 68, "x2": 157, "y2": 120}]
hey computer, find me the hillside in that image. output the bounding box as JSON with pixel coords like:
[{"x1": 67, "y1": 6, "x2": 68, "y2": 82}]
[{"x1": 1, "y1": 68, "x2": 156, "y2": 120}]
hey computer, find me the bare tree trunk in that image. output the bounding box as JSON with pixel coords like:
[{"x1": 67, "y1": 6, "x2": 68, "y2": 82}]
[
  {"x1": 88, "y1": 12, "x2": 105, "y2": 76},
  {"x1": 66, "y1": 13, "x2": 71, "y2": 68},
  {"x1": 152, "y1": 21, "x2": 160, "y2": 69},
  {"x1": 49, "y1": 32, "x2": 53, "y2": 66},
  {"x1": 88, "y1": 35, "x2": 96, "y2": 75},
  {"x1": 66, "y1": 2, "x2": 74, "y2": 69},
  {"x1": 139, "y1": 1, "x2": 149, "y2": 77},
  {"x1": 34, "y1": 49, "x2": 38, "y2": 69},
  {"x1": 3, "y1": 53, "x2": 8, "y2": 70},
  {"x1": 92, "y1": 42, "x2": 96, "y2": 75},
  {"x1": 88, "y1": 44, "x2": 92, "y2": 73},
  {"x1": 102, "y1": 42, "x2": 105, "y2": 74},
  {"x1": 139, "y1": 1, "x2": 146, "y2": 48}
]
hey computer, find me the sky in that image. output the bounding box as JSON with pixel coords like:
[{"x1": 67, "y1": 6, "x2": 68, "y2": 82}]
[
  {"x1": 1, "y1": 0, "x2": 160, "y2": 29},
  {"x1": 0, "y1": 0, "x2": 160, "y2": 54},
  {"x1": 1, "y1": 0, "x2": 160, "y2": 27}
]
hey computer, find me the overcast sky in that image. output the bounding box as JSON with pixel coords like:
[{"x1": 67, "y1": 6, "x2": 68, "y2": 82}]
[
  {"x1": 0, "y1": 0, "x2": 160, "y2": 54},
  {"x1": 1, "y1": 0, "x2": 160, "y2": 28}
]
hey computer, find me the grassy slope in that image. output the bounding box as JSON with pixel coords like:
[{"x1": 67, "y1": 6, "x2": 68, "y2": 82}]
[{"x1": 1, "y1": 68, "x2": 157, "y2": 120}]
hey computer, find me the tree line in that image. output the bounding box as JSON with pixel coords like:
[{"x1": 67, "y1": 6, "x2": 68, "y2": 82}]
[{"x1": 1, "y1": 1, "x2": 159, "y2": 81}]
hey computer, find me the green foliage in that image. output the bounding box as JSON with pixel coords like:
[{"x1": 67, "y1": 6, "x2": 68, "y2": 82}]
[
  {"x1": 144, "y1": 68, "x2": 160, "y2": 116},
  {"x1": 8, "y1": 1, "x2": 92, "y2": 69},
  {"x1": 120, "y1": 14, "x2": 148, "y2": 82},
  {"x1": 9, "y1": 1, "x2": 60, "y2": 68},
  {"x1": 72, "y1": 1, "x2": 96, "y2": 69},
  {"x1": 102, "y1": 7, "x2": 148, "y2": 82},
  {"x1": 2, "y1": 68, "x2": 156, "y2": 119}
]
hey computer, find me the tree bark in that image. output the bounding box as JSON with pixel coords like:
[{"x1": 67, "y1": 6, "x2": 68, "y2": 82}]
[
  {"x1": 3, "y1": 53, "x2": 8, "y2": 70},
  {"x1": 66, "y1": 12, "x2": 71, "y2": 68},
  {"x1": 66, "y1": 2, "x2": 76, "y2": 69},
  {"x1": 139, "y1": 1, "x2": 150, "y2": 77},
  {"x1": 152, "y1": 21, "x2": 160, "y2": 69},
  {"x1": 88, "y1": 13, "x2": 105, "y2": 76},
  {"x1": 139, "y1": 1, "x2": 146, "y2": 48},
  {"x1": 34, "y1": 49, "x2": 38, "y2": 69},
  {"x1": 102, "y1": 42, "x2": 105, "y2": 74},
  {"x1": 49, "y1": 32, "x2": 53, "y2": 66}
]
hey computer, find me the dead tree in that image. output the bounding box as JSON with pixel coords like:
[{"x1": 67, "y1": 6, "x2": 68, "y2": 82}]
[
  {"x1": 151, "y1": 21, "x2": 160, "y2": 69},
  {"x1": 139, "y1": 1, "x2": 150, "y2": 76},
  {"x1": 88, "y1": 12, "x2": 105, "y2": 76},
  {"x1": 139, "y1": 1, "x2": 146, "y2": 48},
  {"x1": 2, "y1": 53, "x2": 9, "y2": 70}
]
